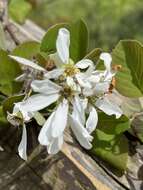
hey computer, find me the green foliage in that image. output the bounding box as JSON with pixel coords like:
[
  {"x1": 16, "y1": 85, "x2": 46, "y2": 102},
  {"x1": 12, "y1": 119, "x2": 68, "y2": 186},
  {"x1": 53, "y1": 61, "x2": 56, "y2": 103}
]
[
  {"x1": 0, "y1": 50, "x2": 22, "y2": 96},
  {"x1": 41, "y1": 20, "x2": 88, "y2": 62},
  {"x1": 112, "y1": 40, "x2": 143, "y2": 97},
  {"x1": 91, "y1": 113, "x2": 130, "y2": 171},
  {"x1": 12, "y1": 41, "x2": 40, "y2": 59},
  {"x1": 9, "y1": 0, "x2": 32, "y2": 23},
  {"x1": 92, "y1": 134, "x2": 128, "y2": 172}
]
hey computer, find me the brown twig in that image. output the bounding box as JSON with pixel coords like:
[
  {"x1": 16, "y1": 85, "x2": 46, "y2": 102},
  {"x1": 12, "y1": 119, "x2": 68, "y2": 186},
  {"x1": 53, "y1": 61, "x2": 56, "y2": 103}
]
[{"x1": 0, "y1": 0, "x2": 20, "y2": 45}]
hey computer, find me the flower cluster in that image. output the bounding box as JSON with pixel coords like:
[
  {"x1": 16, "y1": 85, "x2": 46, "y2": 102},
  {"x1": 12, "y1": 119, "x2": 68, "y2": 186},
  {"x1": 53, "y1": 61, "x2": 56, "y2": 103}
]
[{"x1": 9, "y1": 28, "x2": 122, "y2": 160}]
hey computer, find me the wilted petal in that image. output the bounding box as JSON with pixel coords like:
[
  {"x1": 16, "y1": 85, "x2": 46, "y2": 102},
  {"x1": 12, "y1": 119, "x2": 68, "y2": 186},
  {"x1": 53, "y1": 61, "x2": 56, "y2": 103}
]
[
  {"x1": 51, "y1": 99, "x2": 69, "y2": 138},
  {"x1": 9, "y1": 55, "x2": 46, "y2": 71},
  {"x1": 75, "y1": 59, "x2": 93, "y2": 69},
  {"x1": 38, "y1": 111, "x2": 55, "y2": 145},
  {"x1": 31, "y1": 79, "x2": 61, "y2": 95},
  {"x1": 20, "y1": 93, "x2": 59, "y2": 112},
  {"x1": 56, "y1": 28, "x2": 70, "y2": 63},
  {"x1": 69, "y1": 115, "x2": 93, "y2": 149},
  {"x1": 18, "y1": 124, "x2": 27, "y2": 161},
  {"x1": 44, "y1": 68, "x2": 64, "y2": 79},
  {"x1": 86, "y1": 106, "x2": 98, "y2": 134},
  {"x1": 47, "y1": 135, "x2": 63, "y2": 154},
  {"x1": 100, "y1": 52, "x2": 112, "y2": 72},
  {"x1": 95, "y1": 95, "x2": 123, "y2": 119}
]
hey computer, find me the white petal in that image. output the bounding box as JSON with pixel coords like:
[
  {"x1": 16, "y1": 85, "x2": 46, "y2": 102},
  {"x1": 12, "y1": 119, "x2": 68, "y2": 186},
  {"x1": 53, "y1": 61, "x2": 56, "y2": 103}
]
[
  {"x1": 86, "y1": 107, "x2": 98, "y2": 134},
  {"x1": 9, "y1": 55, "x2": 46, "y2": 71},
  {"x1": 31, "y1": 79, "x2": 61, "y2": 95},
  {"x1": 47, "y1": 135, "x2": 63, "y2": 154},
  {"x1": 18, "y1": 124, "x2": 27, "y2": 161},
  {"x1": 56, "y1": 28, "x2": 70, "y2": 63},
  {"x1": 51, "y1": 99, "x2": 69, "y2": 138},
  {"x1": 72, "y1": 96, "x2": 85, "y2": 125},
  {"x1": 95, "y1": 96, "x2": 123, "y2": 119},
  {"x1": 75, "y1": 59, "x2": 93, "y2": 69},
  {"x1": 20, "y1": 93, "x2": 59, "y2": 112},
  {"x1": 69, "y1": 115, "x2": 93, "y2": 149},
  {"x1": 44, "y1": 68, "x2": 64, "y2": 79},
  {"x1": 100, "y1": 52, "x2": 112, "y2": 72},
  {"x1": 38, "y1": 112, "x2": 55, "y2": 145},
  {"x1": 94, "y1": 81, "x2": 110, "y2": 96},
  {"x1": 76, "y1": 73, "x2": 92, "y2": 89},
  {"x1": 13, "y1": 102, "x2": 33, "y2": 121}
]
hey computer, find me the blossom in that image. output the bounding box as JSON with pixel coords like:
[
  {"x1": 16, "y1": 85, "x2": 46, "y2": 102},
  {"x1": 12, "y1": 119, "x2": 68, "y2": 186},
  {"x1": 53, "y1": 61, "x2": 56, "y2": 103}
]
[
  {"x1": 8, "y1": 27, "x2": 123, "y2": 158},
  {"x1": 17, "y1": 78, "x2": 96, "y2": 154}
]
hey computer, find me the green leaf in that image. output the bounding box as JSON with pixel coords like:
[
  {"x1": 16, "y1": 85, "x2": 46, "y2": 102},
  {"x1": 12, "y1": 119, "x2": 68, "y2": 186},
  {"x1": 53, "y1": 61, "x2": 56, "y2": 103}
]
[
  {"x1": 90, "y1": 113, "x2": 130, "y2": 171},
  {"x1": 40, "y1": 19, "x2": 88, "y2": 62},
  {"x1": 0, "y1": 106, "x2": 8, "y2": 126},
  {"x1": 91, "y1": 134, "x2": 128, "y2": 171},
  {"x1": 97, "y1": 113, "x2": 130, "y2": 136},
  {"x1": 9, "y1": 0, "x2": 32, "y2": 23},
  {"x1": 3, "y1": 94, "x2": 24, "y2": 115},
  {"x1": 112, "y1": 40, "x2": 143, "y2": 97},
  {"x1": 12, "y1": 41, "x2": 40, "y2": 59},
  {"x1": 0, "y1": 50, "x2": 22, "y2": 96},
  {"x1": 85, "y1": 48, "x2": 102, "y2": 64},
  {"x1": 40, "y1": 23, "x2": 69, "y2": 53},
  {"x1": 0, "y1": 22, "x2": 6, "y2": 50}
]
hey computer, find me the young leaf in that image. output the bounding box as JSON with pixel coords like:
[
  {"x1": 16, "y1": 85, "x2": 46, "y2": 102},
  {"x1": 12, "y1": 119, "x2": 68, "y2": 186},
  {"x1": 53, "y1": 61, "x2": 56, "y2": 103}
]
[
  {"x1": 40, "y1": 20, "x2": 88, "y2": 62},
  {"x1": 0, "y1": 50, "x2": 22, "y2": 96},
  {"x1": 40, "y1": 23, "x2": 69, "y2": 53},
  {"x1": 9, "y1": 0, "x2": 32, "y2": 23},
  {"x1": 12, "y1": 41, "x2": 40, "y2": 59},
  {"x1": 112, "y1": 40, "x2": 143, "y2": 97}
]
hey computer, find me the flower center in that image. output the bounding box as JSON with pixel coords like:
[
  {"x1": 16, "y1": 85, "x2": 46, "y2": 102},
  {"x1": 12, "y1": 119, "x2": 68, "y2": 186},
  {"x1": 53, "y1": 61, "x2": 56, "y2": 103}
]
[
  {"x1": 60, "y1": 85, "x2": 74, "y2": 99},
  {"x1": 64, "y1": 61, "x2": 80, "y2": 77}
]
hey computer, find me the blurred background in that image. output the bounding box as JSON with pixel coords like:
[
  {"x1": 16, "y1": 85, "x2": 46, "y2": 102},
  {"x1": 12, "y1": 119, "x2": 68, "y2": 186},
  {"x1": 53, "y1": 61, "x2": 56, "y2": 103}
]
[{"x1": 10, "y1": 0, "x2": 143, "y2": 51}]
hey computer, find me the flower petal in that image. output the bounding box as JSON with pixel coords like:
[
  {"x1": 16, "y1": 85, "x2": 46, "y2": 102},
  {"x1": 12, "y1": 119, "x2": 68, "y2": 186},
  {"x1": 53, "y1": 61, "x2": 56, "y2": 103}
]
[
  {"x1": 51, "y1": 99, "x2": 69, "y2": 138},
  {"x1": 20, "y1": 93, "x2": 59, "y2": 112},
  {"x1": 9, "y1": 55, "x2": 46, "y2": 71},
  {"x1": 75, "y1": 59, "x2": 93, "y2": 69},
  {"x1": 38, "y1": 111, "x2": 55, "y2": 145},
  {"x1": 56, "y1": 28, "x2": 70, "y2": 63},
  {"x1": 100, "y1": 52, "x2": 112, "y2": 72},
  {"x1": 95, "y1": 95, "x2": 123, "y2": 119},
  {"x1": 86, "y1": 106, "x2": 98, "y2": 134},
  {"x1": 72, "y1": 96, "x2": 85, "y2": 125},
  {"x1": 18, "y1": 124, "x2": 27, "y2": 161},
  {"x1": 31, "y1": 79, "x2": 61, "y2": 95},
  {"x1": 44, "y1": 68, "x2": 64, "y2": 79},
  {"x1": 47, "y1": 135, "x2": 63, "y2": 154},
  {"x1": 69, "y1": 115, "x2": 93, "y2": 149},
  {"x1": 94, "y1": 81, "x2": 110, "y2": 96}
]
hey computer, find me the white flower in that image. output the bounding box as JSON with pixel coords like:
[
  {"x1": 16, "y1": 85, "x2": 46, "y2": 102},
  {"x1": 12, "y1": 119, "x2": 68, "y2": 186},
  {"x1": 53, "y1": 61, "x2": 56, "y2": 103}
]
[
  {"x1": 17, "y1": 78, "x2": 97, "y2": 154},
  {"x1": 9, "y1": 103, "x2": 34, "y2": 161}
]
